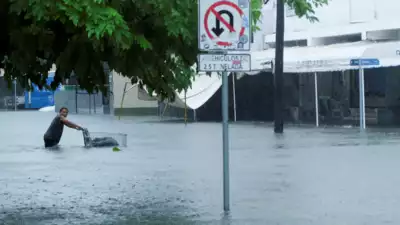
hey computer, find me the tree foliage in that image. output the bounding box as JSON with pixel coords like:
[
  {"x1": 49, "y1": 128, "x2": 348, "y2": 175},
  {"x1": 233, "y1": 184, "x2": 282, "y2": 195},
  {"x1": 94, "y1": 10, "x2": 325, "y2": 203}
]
[
  {"x1": 0, "y1": 0, "x2": 326, "y2": 100},
  {"x1": 285, "y1": 0, "x2": 329, "y2": 22}
]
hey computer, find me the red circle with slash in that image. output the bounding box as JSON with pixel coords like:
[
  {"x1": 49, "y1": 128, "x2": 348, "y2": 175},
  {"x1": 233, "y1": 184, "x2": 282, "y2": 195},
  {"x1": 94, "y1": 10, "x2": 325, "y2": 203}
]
[{"x1": 203, "y1": 1, "x2": 246, "y2": 47}]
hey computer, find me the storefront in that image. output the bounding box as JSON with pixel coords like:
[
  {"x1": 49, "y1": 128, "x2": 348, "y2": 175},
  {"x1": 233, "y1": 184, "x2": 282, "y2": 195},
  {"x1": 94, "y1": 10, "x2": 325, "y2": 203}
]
[{"x1": 250, "y1": 41, "x2": 400, "y2": 127}]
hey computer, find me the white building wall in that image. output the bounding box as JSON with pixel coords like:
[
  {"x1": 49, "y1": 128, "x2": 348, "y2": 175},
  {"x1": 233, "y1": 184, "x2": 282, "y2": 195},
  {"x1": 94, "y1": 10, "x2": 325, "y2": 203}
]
[
  {"x1": 112, "y1": 72, "x2": 157, "y2": 109},
  {"x1": 262, "y1": 0, "x2": 400, "y2": 43},
  {"x1": 252, "y1": 1, "x2": 276, "y2": 50}
]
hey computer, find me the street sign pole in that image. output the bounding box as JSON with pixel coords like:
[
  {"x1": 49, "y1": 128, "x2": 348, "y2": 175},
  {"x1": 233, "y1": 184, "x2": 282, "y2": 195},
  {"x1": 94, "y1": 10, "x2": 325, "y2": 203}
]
[
  {"x1": 350, "y1": 58, "x2": 379, "y2": 130},
  {"x1": 359, "y1": 61, "x2": 366, "y2": 129},
  {"x1": 198, "y1": 0, "x2": 252, "y2": 213},
  {"x1": 221, "y1": 68, "x2": 230, "y2": 212}
]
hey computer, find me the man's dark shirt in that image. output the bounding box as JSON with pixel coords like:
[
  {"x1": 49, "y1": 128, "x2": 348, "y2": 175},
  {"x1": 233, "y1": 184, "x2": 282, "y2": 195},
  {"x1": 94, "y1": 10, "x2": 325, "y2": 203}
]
[{"x1": 43, "y1": 115, "x2": 64, "y2": 143}]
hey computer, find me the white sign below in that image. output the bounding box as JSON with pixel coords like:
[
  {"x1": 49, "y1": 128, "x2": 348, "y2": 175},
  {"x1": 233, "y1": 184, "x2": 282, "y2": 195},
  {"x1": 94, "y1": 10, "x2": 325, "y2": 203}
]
[
  {"x1": 198, "y1": 54, "x2": 251, "y2": 72},
  {"x1": 198, "y1": 0, "x2": 251, "y2": 51}
]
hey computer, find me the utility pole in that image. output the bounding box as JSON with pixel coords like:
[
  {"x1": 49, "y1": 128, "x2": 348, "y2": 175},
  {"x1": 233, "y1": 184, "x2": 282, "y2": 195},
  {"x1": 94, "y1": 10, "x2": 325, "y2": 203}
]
[{"x1": 274, "y1": 0, "x2": 284, "y2": 133}]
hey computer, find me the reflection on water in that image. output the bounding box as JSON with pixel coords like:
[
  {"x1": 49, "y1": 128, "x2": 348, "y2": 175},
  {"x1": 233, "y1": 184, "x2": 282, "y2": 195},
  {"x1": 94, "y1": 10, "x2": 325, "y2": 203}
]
[{"x1": 2, "y1": 112, "x2": 400, "y2": 224}]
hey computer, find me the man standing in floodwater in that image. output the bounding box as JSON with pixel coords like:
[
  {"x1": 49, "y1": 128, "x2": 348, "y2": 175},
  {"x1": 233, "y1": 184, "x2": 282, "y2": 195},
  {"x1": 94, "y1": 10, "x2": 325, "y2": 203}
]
[{"x1": 43, "y1": 107, "x2": 84, "y2": 148}]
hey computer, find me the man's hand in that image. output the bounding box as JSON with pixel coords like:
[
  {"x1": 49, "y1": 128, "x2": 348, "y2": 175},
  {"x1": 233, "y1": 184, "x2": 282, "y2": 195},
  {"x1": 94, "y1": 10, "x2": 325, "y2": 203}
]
[{"x1": 76, "y1": 126, "x2": 83, "y2": 131}]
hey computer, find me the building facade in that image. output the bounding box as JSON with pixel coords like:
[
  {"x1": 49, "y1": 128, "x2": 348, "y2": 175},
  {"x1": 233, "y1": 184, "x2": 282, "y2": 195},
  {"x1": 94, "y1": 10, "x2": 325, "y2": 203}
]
[
  {"x1": 256, "y1": 0, "x2": 400, "y2": 126},
  {"x1": 263, "y1": 0, "x2": 400, "y2": 45}
]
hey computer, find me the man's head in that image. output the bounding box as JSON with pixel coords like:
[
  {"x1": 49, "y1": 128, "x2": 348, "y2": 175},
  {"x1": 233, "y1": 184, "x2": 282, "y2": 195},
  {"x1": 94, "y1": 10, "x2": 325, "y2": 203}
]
[{"x1": 59, "y1": 107, "x2": 69, "y2": 117}]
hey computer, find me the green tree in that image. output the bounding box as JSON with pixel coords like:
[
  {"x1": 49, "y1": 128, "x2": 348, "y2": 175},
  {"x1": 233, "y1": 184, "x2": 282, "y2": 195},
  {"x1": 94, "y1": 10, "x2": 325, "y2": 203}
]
[
  {"x1": 284, "y1": 0, "x2": 328, "y2": 22},
  {"x1": 0, "y1": 0, "x2": 326, "y2": 100}
]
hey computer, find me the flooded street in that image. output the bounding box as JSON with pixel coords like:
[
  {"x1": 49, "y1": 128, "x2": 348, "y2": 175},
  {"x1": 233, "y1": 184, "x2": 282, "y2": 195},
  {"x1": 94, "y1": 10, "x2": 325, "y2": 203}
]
[{"x1": 1, "y1": 111, "x2": 400, "y2": 224}]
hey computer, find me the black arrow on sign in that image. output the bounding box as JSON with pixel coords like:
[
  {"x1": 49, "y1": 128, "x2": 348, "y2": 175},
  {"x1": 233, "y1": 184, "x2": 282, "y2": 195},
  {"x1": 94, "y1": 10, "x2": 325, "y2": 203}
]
[{"x1": 211, "y1": 10, "x2": 234, "y2": 37}]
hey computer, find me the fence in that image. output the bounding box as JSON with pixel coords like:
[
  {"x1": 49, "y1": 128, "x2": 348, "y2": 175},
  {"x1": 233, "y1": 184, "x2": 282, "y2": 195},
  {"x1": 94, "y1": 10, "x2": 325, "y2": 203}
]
[
  {"x1": 55, "y1": 85, "x2": 109, "y2": 114},
  {"x1": 76, "y1": 89, "x2": 103, "y2": 114},
  {"x1": 0, "y1": 78, "x2": 25, "y2": 111}
]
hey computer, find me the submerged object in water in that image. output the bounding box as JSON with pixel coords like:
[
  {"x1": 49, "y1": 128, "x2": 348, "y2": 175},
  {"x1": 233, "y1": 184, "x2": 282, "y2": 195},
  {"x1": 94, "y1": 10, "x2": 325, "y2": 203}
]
[
  {"x1": 82, "y1": 129, "x2": 119, "y2": 148},
  {"x1": 91, "y1": 137, "x2": 119, "y2": 147}
]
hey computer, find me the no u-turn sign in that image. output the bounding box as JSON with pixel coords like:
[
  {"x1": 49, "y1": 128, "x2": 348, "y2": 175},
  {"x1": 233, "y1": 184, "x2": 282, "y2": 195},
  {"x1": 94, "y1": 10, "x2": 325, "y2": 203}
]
[{"x1": 198, "y1": 0, "x2": 251, "y2": 51}]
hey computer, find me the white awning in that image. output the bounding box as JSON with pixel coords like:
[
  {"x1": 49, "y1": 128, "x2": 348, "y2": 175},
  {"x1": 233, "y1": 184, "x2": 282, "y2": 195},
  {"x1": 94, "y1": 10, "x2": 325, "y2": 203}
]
[
  {"x1": 170, "y1": 72, "x2": 224, "y2": 110},
  {"x1": 250, "y1": 41, "x2": 400, "y2": 73}
]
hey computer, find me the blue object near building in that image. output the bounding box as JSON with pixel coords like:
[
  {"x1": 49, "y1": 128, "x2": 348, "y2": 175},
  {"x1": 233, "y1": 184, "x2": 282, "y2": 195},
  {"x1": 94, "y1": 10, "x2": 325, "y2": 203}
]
[
  {"x1": 350, "y1": 58, "x2": 380, "y2": 66},
  {"x1": 24, "y1": 73, "x2": 63, "y2": 109}
]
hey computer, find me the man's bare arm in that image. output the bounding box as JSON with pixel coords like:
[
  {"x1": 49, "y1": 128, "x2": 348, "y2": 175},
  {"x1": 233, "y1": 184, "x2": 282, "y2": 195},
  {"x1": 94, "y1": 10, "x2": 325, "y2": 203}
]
[{"x1": 60, "y1": 116, "x2": 81, "y2": 130}]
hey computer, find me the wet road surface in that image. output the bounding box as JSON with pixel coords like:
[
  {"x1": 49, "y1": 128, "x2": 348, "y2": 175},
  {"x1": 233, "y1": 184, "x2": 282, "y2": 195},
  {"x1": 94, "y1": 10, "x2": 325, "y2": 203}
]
[{"x1": 1, "y1": 111, "x2": 400, "y2": 224}]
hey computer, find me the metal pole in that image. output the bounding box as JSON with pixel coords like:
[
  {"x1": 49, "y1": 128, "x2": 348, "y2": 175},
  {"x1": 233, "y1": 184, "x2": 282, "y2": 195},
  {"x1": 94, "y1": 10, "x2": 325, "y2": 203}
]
[
  {"x1": 108, "y1": 71, "x2": 113, "y2": 115},
  {"x1": 94, "y1": 94, "x2": 96, "y2": 114},
  {"x1": 232, "y1": 73, "x2": 237, "y2": 122},
  {"x1": 193, "y1": 109, "x2": 197, "y2": 121},
  {"x1": 359, "y1": 63, "x2": 366, "y2": 129},
  {"x1": 184, "y1": 90, "x2": 187, "y2": 125},
  {"x1": 274, "y1": 0, "x2": 285, "y2": 133},
  {"x1": 118, "y1": 82, "x2": 128, "y2": 120},
  {"x1": 13, "y1": 79, "x2": 17, "y2": 111},
  {"x1": 221, "y1": 70, "x2": 230, "y2": 212},
  {"x1": 89, "y1": 94, "x2": 92, "y2": 114},
  {"x1": 75, "y1": 85, "x2": 78, "y2": 114},
  {"x1": 102, "y1": 62, "x2": 111, "y2": 115},
  {"x1": 110, "y1": 73, "x2": 115, "y2": 115},
  {"x1": 28, "y1": 79, "x2": 32, "y2": 108},
  {"x1": 314, "y1": 72, "x2": 319, "y2": 127}
]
